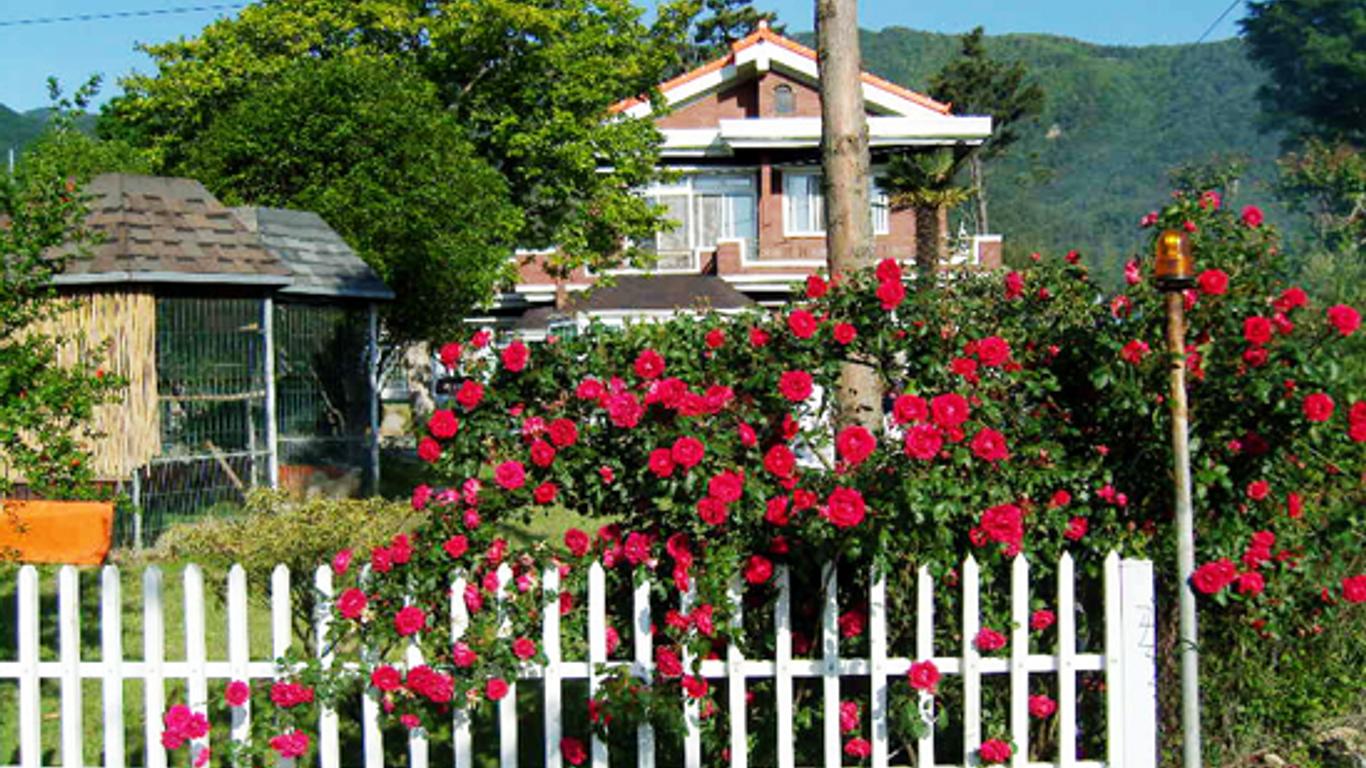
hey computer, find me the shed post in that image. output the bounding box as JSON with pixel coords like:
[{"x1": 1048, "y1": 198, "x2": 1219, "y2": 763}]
[
  {"x1": 368, "y1": 302, "x2": 381, "y2": 494},
  {"x1": 263, "y1": 296, "x2": 279, "y2": 489}
]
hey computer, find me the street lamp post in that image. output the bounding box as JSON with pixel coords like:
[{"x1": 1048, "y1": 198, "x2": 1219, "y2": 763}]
[{"x1": 1154, "y1": 229, "x2": 1201, "y2": 768}]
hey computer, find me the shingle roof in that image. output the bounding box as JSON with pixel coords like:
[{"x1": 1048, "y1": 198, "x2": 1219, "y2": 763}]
[
  {"x1": 56, "y1": 173, "x2": 292, "y2": 287},
  {"x1": 513, "y1": 275, "x2": 756, "y2": 331},
  {"x1": 234, "y1": 207, "x2": 394, "y2": 301}
]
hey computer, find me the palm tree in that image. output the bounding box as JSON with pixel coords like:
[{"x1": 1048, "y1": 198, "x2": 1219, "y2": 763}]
[{"x1": 880, "y1": 149, "x2": 973, "y2": 273}]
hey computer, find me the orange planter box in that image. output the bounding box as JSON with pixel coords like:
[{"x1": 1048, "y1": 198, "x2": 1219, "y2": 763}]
[{"x1": 0, "y1": 500, "x2": 115, "y2": 565}]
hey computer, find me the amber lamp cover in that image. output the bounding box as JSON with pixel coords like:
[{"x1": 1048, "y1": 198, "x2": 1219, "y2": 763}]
[{"x1": 1154, "y1": 229, "x2": 1194, "y2": 290}]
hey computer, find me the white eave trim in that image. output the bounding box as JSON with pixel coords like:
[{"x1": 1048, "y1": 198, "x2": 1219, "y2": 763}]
[{"x1": 659, "y1": 115, "x2": 991, "y2": 155}]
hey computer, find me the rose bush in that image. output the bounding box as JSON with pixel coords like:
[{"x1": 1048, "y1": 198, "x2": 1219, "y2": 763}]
[{"x1": 201, "y1": 178, "x2": 1361, "y2": 765}]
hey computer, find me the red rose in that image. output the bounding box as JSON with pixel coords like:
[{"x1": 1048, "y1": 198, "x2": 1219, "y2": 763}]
[
  {"x1": 975, "y1": 627, "x2": 1007, "y2": 652},
  {"x1": 838, "y1": 609, "x2": 866, "y2": 639},
  {"x1": 634, "y1": 349, "x2": 665, "y2": 380},
  {"x1": 337, "y1": 587, "x2": 367, "y2": 620},
  {"x1": 979, "y1": 739, "x2": 1012, "y2": 765},
  {"x1": 876, "y1": 278, "x2": 906, "y2": 310},
  {"x1": 737, "y1": 422, "x2": 758, "y2": 447},
  {"x1": 903, "y1": 424, "x2": 942, "y2": 460},
  {"x1": 456, "y1": 380, "x2": 484, "y2": 410},
  {"x1": 416, "y1": 437, "x2": 441, "y2": 463},
  {"x1": 951, "y1": 356, "x2": 979, "y2": 381},
  {"x1": 575, "y1": 378, "x2": 603, "y2": 400},
  {"x1": 271, "y1": 682, "x2": 314, "y2": 709},
  {"x1": 1064, "y1": 516, "x2": 1088, "y2": 541},
  {"x1": 844, "y1": 738, "x2": 872, "y2": 759},
  {"x1": 648, "y1": 448, "x2": 676, "y2": 478},
  {"x1": 1192, "y1": 559, "x2": 1237, "y2": 594},
  {"x1": 930, "y1": 393, "x2": 971, "y2": 428},
  {"x1": 548, "y1": 418, "x2": 579, "y2": 447},
  {"x1": 564, "y1": 528, "x2": 591, "y2": 557},
  {"x1": 763, "y1": 444, "x2": 796, "y2": 477},
  {"x1": 1243, "y1": 346, "x2": 1270, "y2": 367},
  {"x1": 764, "y1": 496, "x2": 791, "y2": 526},
  {"x1": 1004, "y1": 271, "x2": 1024, "y2": 300},
  {"x1": 452, "y1": 641, "x2": 478, "y2": 668},
  {"x1": 225, "y1": 680, "x2": 250, "y2": 707},
  {"x1": 530, "y1": 439, "x2": 556, "y2": 468},
  {"x1": 470, "y1": 330, "x2": 491, "y2": 348},
  {"x1": 269, "y1": 731, "x2": 309, "y2": 760},
  {"x1": 787, "y1": 309, "x2": 818, "y2": 339},
  {"x1": 1241, "y1": 204, "x2": 1263, "y2": 227},
  {"x1": 822, "y1": 487, "x2": 866, "y2": 528},
  {"x1": 560, "y1": 737, "x2": 588, "y2": 766},
  {"x1": 749, "y1": 327, "x2": 771, "y2": 347},
  {"x1": 805, "y1": 274, "x2": 829, "y2": 298},
  {"x1": 876, "y1": 258, "x2": 902, "y2": 282},
  {"x1": 1303, "y1": 392, "x2": 1335, "y2": 422},
  {"x1": 439, "y1": 342, "x2": 462, "y2": 367},
  {"x1": 1274, "y1": 286, "x2": 1308, "y2": 312},
  {"x1": 533, "y1": 482, "x2": 558, "y2": 504},
  {"x1": 980, "y1": 503, "x2": 1023, "y2": 547},
  {"x1": 835, "y1": 425, "x2": 876, "y2": 466},
  {"x1": 656, "y1": 646, "x2": 683, "y2": 678},
  {"x1": 1326, "y1": 304, "x2": 1361, "y2": 336},
  {"x1": 494, "y1": 460, "x2": 526, "y2": 490},
  {"x1": 1246, "y1": 480, "x2": 1271, "y2": 501},
  {"x1": 512, "y1": 637, "x2": 537, "y2": 660},
  {"x1": 1030, "y1": 609, "x2": 1055, "y2": 632},
  {"x1": 907, "y1": 659, "x2": 940, "y2": 692},
  {"x1": 485, "y1": 678, "x2": 510, "y2": 701},
  {"x1": 839, "y1": 700, "x2": 861, "y2": 733},
  {"x1": 1197, "y1": 269, "x2": 1229, "y2": 296},
  {"x1": 697, "y1": 497, "x2": 728, "y2": 526},
  {"x1": 1342, "y1": 575, "x2": 1366, "y2": 603},
  {"x1": 970, "y1": 428, "x2": 1010, "y2": 462},
  {"x1": 443, "y1": 535, "x2": 469, "y2": 559},
  {"x1": 833, "y1": 322, "x2": 857, "y2": 345},
  {"x1": 1029, "y1": 694, "x2": 1057, "y2": 718},
  {"x1": 708, "y1": 471, "x2": 745, "y2": 503},
  {"x1": 1236, "y1": 571, "x2": 1265, "y2": 596},
  {"x1": 394, "y1": 605, "x2": 426, "y2": 636},
  {"x1": 743, "y1": 554, "x2": 774, "y2": 584},
  {"x1": 1244, "y1": 316, "x2": 1273, "y2": 345},
  {"x1": 892, "y1": 394, "x2": 929, "y2": 424},
  {"x1": 672, "y1": 436, "x2": 705, "y2": 468},
  {"x1": 681, "y1": 675, "x2": 708, "y2": 699},
  {"x1": 371, "y1": 665, "x2": 402, "y2": 691},
  {"x1": 975, "y1": 336, "x2": 1011, "y2": 367},
  {"x1": 501, "y1": 340, "x2": 529, "y2": 372},
  {"x1": 778, "y1": 370, "x2": 814, "y2": 402},
  {"x1": 427, "y1": 409, "x2": 459, "y2": 439},
  {"x1": 1121, "y1": 339, "x2": 1150, "y2": 365}
]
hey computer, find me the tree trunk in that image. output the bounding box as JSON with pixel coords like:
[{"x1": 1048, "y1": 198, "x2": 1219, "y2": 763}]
[
  {"x1": 914, "y1": 204, "x2": 948, "y2": 273},
  {"x1": 816, "y1": 0, "x2": 883, "y2": 430},
  {"x1": 971, "y1": 153, "x2": 988, "y2": 234}
]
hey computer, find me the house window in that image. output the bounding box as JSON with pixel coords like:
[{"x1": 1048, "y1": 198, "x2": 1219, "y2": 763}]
[
  {"x1": 774, "y1": 84, "x2": 795, "y2": 115},
  {"x1": 782, "y1": 170, "x2": 891, "y2": 237},
  {"x1": 640, "y1": 173, "x2": 757, "y2": 270}
]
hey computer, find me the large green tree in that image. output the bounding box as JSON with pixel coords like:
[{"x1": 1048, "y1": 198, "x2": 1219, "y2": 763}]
[
  {"x1": 927, "y1": 26, "x2": 1044, "y2": 234},
  {"x1": 1240, "y1": 0, "x2": 1366, "y2": 146},
  {"x1": 690, "y1": 0, "x2": 781, "y2": 64},
  {"x1": 178, "y1": 56, "x2": 521, "y2": 346},
  {"x1": 105, "y1": 0, "x2": 695, "y2": 338}
]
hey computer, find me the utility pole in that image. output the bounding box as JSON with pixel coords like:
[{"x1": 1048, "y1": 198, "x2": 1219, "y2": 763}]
[{"x1": 816, "y1": 0, "x2": 883, "y2": 430}]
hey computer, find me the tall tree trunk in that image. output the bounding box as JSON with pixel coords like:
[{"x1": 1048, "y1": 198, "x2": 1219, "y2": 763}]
[
  {"x1": 914, "y1": 204, "x2": 948, "y2": 272},
  {"x1": 971, "y1": 153, "x2": 988, "y2": 234},
  {"x1": 816, "y1": 0, "x2": 883, "y2": 430}
]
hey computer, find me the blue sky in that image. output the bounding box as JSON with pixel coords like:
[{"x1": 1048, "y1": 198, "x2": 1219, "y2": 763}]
[{"x1": 0, "y1": 0, "x2": 1248, "y2": 111}]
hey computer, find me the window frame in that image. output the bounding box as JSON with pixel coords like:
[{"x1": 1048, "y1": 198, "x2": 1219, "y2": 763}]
[{"x1": 781, "y1": 167, "x2": 891, "y2": 238}]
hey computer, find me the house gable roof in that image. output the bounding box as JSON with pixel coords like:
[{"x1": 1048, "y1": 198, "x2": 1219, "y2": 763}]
[
  {"x1": 611, "y1": 22, "x2": 953, "y2": 119},
  {"x1": 234, "y1": 206, "x2": 395, "y2": 301},
  {"x1": 55, "y1": 173, "x2": 292, "y2": 288}
]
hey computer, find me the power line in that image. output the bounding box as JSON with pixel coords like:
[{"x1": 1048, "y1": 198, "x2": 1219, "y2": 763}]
[
  {"x1": 1196, "y1": 0, "x2": 1243, "y2": 44},
  {"x1": 0, "y1": 3, "x2": 246, "y2": 29}
]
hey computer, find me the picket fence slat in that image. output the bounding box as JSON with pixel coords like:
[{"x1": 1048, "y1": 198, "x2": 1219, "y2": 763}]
[
  {"x1": 59, "y1": 566, "x2": 83, "y2": 768},
  {"x1": 1010, "y1": 556, "x2": 1030, "y2": 768},
  {"x1": 3, "y1": 553, "x2": 1157, "y2": 768},
  {"x1": 144, "y1": 567, "x2": 167, "y2": 768},
  {"x1": 774, "y1": 566, "x2": 795, "y2": 768},
  {"x1": 1058, "y1": 554, "x2": 1078, "y2": 768},
  {"x1": 101, "y1": 565, "x2": 126, "y2": 768},
  {"x1": 916, "y1": 565, "x2": 935, "y2": 768},
  {"x1": 633, "y1": 577, "x2": 655, "y2": 768},
  {"x1": 820, "y1": 563, "x2": 839, "y2": 768},
  {"x1": 869, "y1": 568, "x2": 889, "y2": 768}
]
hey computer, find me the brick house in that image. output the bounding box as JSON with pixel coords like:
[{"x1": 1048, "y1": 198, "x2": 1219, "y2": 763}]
[{"x1": 490, "y1": 22, "x2": 996, "y2": 336}]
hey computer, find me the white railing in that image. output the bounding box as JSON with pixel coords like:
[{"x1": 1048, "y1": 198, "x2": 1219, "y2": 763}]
[{"x1": 0, "y1": 552, "x2": 1156, "y2": 768}]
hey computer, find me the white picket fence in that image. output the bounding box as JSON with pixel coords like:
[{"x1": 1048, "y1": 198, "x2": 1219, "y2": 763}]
[{"x1": 1, "y1": 552, "x2": 1156, "y2": 768}]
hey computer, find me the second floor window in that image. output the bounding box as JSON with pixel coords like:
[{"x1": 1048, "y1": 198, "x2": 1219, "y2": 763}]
[
  {"x1": 642, "y1": 173, "x2": 757, "y2": 270},
  {"x1": 783, "y1": 170, "x2": 891, "y2": 237}
]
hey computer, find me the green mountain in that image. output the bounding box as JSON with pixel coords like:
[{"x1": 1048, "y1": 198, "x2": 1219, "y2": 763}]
[
  {"x1": 823, "y1": 28, "x2": 1286, "y2": 280},
  {"x1": 0, "y1": 105, "x2": 51, "y2": 163}
]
